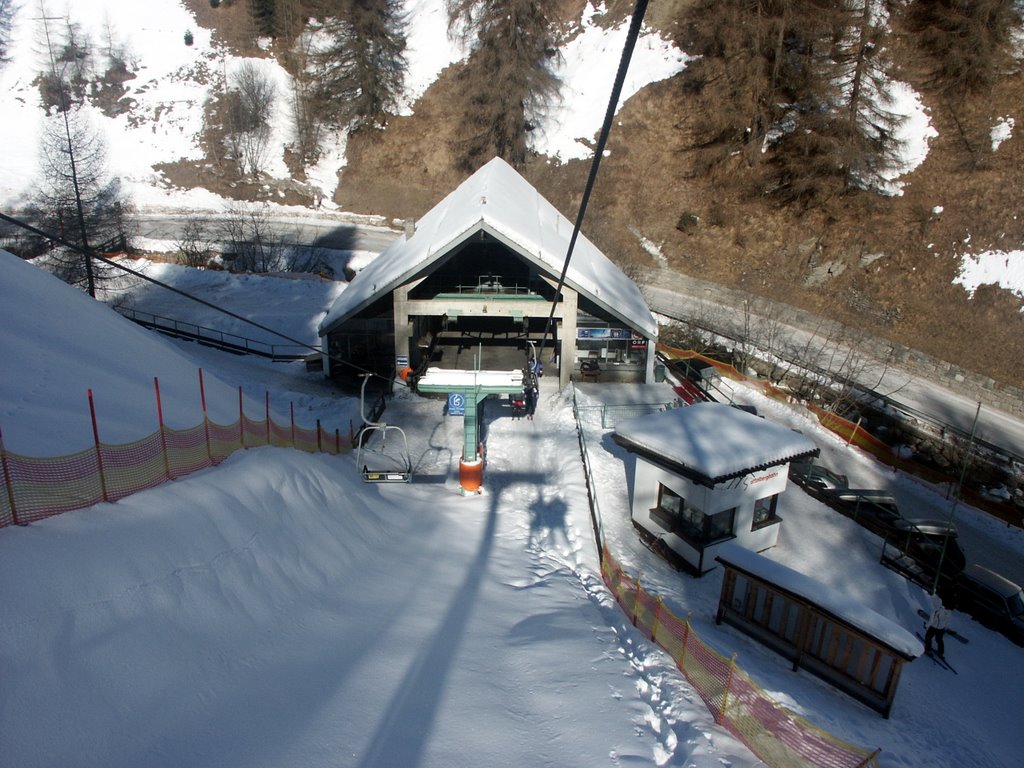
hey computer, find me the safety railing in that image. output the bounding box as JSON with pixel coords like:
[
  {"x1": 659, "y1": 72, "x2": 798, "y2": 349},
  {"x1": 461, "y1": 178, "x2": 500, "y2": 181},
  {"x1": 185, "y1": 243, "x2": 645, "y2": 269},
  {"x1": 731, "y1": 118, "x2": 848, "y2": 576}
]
[{"x1": 114, "y1": 306, "x2": 310, "y2": 360}]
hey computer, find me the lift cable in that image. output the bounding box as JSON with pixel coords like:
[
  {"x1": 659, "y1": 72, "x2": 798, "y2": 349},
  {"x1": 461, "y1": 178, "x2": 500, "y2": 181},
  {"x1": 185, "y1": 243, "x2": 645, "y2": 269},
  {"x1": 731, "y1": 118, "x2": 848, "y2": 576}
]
[
  {"x1": 538, "y1": 0, "x2": 648, "y2": 365},
  {"x1": 0, "y1": 210, "x2": 406, "y2": 389}
]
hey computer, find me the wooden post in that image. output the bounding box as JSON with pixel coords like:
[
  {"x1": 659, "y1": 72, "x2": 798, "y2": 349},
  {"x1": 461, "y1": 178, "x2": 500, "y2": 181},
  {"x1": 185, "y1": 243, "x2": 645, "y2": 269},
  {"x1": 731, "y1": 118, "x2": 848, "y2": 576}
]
[
  {"x1": 316, "y1": 419, "x2": 322, "y2": 452},
  {"x1": 154, "y1": 378, "x2": 172, "y2": 480},
  {"x1": 238, "y1": 387, "x2": 245, "y2": 448},
  {"x1": 264, "y1": 391, "x2": 270, "y2": 445},
  {"x1": 0, "y1": 428, "x2": 19, "y2": 526},
  {"x1": 199, "y1": 368, "x2": 212, "y2": 463},
  {"x1": 290, "y1": 402, "x2": 296, "y2": 447},
  {"x1": 847, "y1": 416, "x2": 862, "y2": 446},
  {"x1": 88, "y1": 389, "x2": 109, "y2": 502}
]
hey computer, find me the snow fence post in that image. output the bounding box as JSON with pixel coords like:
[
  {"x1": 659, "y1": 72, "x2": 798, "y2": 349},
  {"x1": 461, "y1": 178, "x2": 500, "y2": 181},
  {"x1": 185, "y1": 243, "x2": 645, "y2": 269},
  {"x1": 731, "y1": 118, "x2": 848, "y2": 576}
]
[
  {"x1": 0, "y1": 428, "x2": 19, "y2": 526},
  {"x1": 651, "y1": 597, "x2": 663, "y2": 643},
  {"x1": 154, "y1": 377, "x2": 171, "y2": 481},
  {"x1": 679, "y1": 611, "x2": 692, "y2": 669},
  {"x1": 199, "y1": 368, "x2": 212, "y2": 465},
  {"x1": 717, "y1": 653, "x2": 738, "y2": 725},
  {"x1": 264, "y1": 391, "x2": 270, "y2": 445},
  {"x1": 88, "y1": 389, "x2": 109, "y2": 503},
  {"x1": 854, "y1": 748, "x2": 882, "y2": 768},
  {"x1": 238, "y1": 387, "x2": 245, "y2": 449},
  {"x1": 290, "y1": 402, "x2": 296, "y2": 447},
  {"x1": 316, "y1": 419, "x2": 322, "y2": 453},
  {"x1": 630, "y1": 572, "x2": 643, "y2": 626}
]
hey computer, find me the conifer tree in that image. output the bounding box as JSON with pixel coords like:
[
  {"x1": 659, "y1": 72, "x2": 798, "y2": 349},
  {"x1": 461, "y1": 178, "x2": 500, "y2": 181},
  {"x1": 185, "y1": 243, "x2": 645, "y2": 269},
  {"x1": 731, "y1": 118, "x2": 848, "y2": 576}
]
[
  {"x1": 447, "y1": 0, "x2": 560, "y2": 171},
  {"x1": 312, "y1": 0, "x2": 407, "y2": 131},
  {"x1": 904, "y1": 0, "x2": 1020, "y2": 98}
]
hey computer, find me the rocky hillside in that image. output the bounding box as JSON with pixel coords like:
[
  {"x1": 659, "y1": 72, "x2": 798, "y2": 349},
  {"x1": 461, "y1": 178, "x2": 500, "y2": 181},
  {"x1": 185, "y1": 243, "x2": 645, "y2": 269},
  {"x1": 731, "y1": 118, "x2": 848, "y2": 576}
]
[{"x1": 184, "y1": 0, "x2": 1024, "y2": 392}]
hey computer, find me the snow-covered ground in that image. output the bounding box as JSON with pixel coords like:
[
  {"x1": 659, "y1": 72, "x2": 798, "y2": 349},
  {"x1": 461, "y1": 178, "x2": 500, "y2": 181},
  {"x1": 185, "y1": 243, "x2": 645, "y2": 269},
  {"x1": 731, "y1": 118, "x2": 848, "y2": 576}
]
[
  {"x1": 1, "y1": 3, "x2": 1024, "y2": 763},
  {"x1": 3, "y1": 247, "x2": 1024, "y2": 767}
]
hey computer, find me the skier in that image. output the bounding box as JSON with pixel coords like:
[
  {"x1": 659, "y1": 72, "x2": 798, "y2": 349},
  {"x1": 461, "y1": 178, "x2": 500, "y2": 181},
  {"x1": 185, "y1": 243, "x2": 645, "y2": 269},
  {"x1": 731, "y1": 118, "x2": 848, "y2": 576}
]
[
  {"x1": 924, "y1": 596, "x2": 951, "y2": 657},
  {"x1": 524, "y1": 382, "x2": 538, "y2": 420}
]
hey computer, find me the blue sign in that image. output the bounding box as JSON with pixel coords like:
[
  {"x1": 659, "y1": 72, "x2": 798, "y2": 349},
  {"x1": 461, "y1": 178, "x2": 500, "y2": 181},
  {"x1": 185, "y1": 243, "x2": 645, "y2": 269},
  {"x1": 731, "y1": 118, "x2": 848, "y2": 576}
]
[{"x1": 448, "y1": 393, "x2": 466, "y2": 416}]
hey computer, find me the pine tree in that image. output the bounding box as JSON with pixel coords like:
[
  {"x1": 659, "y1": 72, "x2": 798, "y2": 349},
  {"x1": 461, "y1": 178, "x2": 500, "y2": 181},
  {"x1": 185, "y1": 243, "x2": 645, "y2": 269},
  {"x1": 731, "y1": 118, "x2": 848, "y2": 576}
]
[
  {"x1": 251, "y1": 0, "x2": 278, "y2": 38},
  {"x1": 447, "y1": 0, "x2": 560, "y2": 171},
  {"x1": 683, "y1": 0, "x2": 905, "y2": 206},
  {"x1": 905, "y1": 0, "x2": 1020, "y2": 98},
  {"x1": 311, "y1": 0, "x2": 407, "y2": 131}
]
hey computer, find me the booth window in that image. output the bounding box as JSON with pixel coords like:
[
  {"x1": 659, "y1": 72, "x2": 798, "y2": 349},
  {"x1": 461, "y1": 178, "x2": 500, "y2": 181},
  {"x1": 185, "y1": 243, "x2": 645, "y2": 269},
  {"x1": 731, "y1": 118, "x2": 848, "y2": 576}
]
[
  {"x1": 653, "y1": 485, "x2": 735, "y2": 546},
  {"x1": 752, "y1": 494, "x2": 780, "y2": 530}
]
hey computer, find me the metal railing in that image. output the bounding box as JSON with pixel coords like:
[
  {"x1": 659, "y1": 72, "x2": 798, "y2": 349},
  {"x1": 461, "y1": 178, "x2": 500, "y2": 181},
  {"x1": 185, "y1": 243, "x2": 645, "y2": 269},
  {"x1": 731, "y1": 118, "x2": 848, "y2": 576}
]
[{"x1": 114, "y1": 306, "x2": 310, "y2": 361}]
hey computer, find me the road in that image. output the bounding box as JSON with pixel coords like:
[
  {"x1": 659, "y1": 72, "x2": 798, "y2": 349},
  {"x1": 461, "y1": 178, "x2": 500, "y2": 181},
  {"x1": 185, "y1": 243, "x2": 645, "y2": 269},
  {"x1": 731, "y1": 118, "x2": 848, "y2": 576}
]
[
  {"x1": 643, "y1": 270, "x2": 1024, "y2": 460},
  {"x1": 133, "y1": 211, "x2": 403, "y2": 254}
]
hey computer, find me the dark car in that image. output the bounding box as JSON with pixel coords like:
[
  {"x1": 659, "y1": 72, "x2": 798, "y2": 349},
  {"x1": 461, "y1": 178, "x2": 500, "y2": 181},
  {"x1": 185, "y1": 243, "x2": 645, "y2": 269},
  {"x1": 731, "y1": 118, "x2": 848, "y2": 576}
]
[
  {"x1": 955, "y1": 564, "x2": 1024, "y2": 647},
  {"x1": 789, "y1": 463, "x2": 849, "y2": 497},
  {"x1": 888, "y1": 518, "x2": 967, "y2": 583},
  {"x1": 817, "y1": 488, "x2": 903, "y2": 538}
]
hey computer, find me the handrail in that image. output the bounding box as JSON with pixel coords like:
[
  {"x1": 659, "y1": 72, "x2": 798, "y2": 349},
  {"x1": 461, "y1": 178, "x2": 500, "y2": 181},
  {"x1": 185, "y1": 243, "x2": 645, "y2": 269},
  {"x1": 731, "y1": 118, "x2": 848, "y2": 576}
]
[{"x1": 114, "y1": 306, "x2": 310, "y2": 360}]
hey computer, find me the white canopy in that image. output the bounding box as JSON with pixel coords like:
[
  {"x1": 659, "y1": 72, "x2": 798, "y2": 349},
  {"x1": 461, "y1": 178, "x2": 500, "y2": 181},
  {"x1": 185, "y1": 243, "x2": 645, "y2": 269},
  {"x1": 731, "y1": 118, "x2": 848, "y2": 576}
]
[
  {"x1": 319, "y1": 157, "x2": 657, "y2": 338},
  {"x1": 615, "y1": 402, "x2": 818, "y2": 484},
  {"x1": 417, "y1": 368, "x2": 524, "y2": 392}
]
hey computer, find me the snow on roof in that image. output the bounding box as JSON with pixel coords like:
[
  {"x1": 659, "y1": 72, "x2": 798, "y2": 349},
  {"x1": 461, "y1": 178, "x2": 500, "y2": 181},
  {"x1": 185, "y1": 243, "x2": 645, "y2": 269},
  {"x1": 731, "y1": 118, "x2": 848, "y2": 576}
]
[
  {"x1": 417, "y1": 368, "x2": 524, "y2": 391},
  {"x1": 614, "y1": 402, "x2": 818, "y2": 484},
  {"x1": 318, "y1": 157, "x2": 657, "y2": 338},
  {"x1": 716, "y1": 543, "x2": 922, "y2": 658}
]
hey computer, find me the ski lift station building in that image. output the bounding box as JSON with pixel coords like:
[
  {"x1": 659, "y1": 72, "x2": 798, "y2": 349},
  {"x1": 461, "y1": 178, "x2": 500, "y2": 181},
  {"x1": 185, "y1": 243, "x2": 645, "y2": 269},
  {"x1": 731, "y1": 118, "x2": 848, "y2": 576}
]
[
  {"x1": 614, "y1": 402, "x2": 819, "y2": 575},
  {"x1": 317, "y1": 157, "x2": 658, "y2": 389}
]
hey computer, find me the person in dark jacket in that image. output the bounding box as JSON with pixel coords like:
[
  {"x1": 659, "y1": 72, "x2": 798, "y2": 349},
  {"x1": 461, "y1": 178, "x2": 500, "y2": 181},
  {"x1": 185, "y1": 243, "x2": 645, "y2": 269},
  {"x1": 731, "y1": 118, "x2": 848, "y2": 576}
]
[
  {"x1": 925, "y1": 596, "x2": 951, "y2": 657},
  {"x1": 524, "y1": 382, "x2": 537, "y2": 420}
]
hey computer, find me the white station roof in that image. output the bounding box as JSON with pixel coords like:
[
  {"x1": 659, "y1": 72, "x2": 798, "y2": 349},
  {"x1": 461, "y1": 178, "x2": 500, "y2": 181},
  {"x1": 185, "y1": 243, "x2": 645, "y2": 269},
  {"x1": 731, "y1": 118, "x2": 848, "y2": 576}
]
[
  {"x1": 615, "y1": 402, "x2": 818, "y2": 484},
  {"x1": 319, "y1": 157, "x2": 657, "y2": 338}
]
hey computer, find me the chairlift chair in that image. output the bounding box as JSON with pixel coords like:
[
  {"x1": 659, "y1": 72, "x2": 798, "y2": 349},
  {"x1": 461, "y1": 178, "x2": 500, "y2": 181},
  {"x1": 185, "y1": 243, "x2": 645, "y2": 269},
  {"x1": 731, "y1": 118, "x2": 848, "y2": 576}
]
[{"x1": 356, "y1": 375, "x2": 412, "y2": 483}]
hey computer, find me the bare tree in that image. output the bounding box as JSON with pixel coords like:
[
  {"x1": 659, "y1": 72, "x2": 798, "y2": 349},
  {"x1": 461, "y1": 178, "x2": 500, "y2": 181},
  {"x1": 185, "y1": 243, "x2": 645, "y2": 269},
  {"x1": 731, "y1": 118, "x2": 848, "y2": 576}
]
[
  {"x1": 285, "y1": 25, "x2": 325, "y2": 165},
  {"x1": 29, "y1": 109, "x2": 129, "y2": 291},
  {"x1": 175, "y1": 215, "x2": 215, "y2": 268},
  {"x1": 447, "y1": 0, "x2": 560, "y2": 171},
  {"x1": 35, "y1": 8, "x2": 93, "y2": 111},
  {"x1": 224, "y1": 60, "x2": 277, "y2": 176},
  {"x1": 220, "y1": 201, "x2": 286, "y2": 273}
]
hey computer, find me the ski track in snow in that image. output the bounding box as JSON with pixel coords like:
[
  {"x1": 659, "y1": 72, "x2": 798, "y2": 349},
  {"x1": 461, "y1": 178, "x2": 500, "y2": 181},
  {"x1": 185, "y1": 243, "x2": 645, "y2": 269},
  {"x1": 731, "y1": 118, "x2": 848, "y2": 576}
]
[{"x1": 472, "y1": 384, "x2": 733, "y2": 767}]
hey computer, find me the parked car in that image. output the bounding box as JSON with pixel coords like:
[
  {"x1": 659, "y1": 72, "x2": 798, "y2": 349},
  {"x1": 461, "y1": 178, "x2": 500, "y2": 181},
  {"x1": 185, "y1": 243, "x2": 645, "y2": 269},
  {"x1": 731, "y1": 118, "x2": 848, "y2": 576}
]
[
  {"x1": 888, "y1": 518, "x2": 967, "y2": 583},
  {"x1": 954, "y1": 564, "x2": 1024, "y2": 647},
  {"x1": 789, "y1": 463, "x2": 849, "y2": 497},
  {"x1": 817, "y1": 488, "x2": 903, "y2": 539}
]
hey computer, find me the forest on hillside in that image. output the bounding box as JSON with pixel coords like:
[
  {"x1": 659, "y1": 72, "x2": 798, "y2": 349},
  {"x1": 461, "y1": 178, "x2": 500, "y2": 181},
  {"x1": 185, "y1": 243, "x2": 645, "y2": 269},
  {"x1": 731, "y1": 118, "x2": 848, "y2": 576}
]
[{"x1": 5, "y1": 0, "x2": 1024, "y2": 392}]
